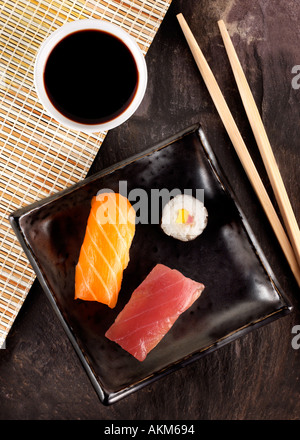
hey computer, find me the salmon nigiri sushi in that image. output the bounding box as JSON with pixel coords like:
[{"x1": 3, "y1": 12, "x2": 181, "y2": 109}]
[
  {"x1": 75, "y1": 192, "x2": 136, "y2": 308},
  {"x1": 105, "y1": 264, "x2": 205, "y2": 361}
]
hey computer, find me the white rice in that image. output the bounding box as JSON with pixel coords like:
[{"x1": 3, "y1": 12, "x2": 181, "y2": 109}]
[{"x1": 161, "y1": 194, "x2": 208, "y2": 242}]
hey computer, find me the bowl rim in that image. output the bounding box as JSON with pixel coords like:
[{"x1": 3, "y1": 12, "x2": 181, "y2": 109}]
[{"x1": 34, "y1": 19, "x2": 148, "y2": 133}]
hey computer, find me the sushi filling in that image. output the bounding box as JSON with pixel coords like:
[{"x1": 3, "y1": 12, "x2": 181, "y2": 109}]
[{"x1": 176, "y1": 208, "x2": 194, "y2": 225}]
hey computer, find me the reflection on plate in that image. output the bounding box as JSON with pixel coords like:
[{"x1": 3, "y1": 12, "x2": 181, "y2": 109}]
[{"x1": 10, "y1": 124, "x2": 292, "y2": 405}]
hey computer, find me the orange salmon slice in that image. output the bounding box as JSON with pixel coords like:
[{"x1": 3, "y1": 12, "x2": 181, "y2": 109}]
[{"x1": 75, "y1": 192, "x2": 136, "y2": 308}]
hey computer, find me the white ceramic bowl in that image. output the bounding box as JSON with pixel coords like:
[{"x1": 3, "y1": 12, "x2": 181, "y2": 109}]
[{"x1": 34, "y1": 19, "x2": 148, "y2": 133}]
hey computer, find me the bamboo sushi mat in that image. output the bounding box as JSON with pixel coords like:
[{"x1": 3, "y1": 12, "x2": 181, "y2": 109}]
[{"x1": 0, "y1": 0, "x2": 172, "y2": 347}]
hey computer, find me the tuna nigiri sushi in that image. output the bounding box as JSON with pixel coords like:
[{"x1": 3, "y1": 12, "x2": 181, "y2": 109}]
[
  {"x1": 75, "y1": 192, "x2": 135, "y2": 308},
  {"x1": 105, "y1": 264, "x2": 205, "y2": 361}
]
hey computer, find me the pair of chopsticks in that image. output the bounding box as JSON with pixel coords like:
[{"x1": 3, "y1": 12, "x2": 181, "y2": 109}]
[{"x1": 177, "y1": 13, "x2": 300, "y2": 287}]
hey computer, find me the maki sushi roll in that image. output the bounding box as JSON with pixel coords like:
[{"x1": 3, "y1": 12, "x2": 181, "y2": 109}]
[{"x1": 161, "y1": 194, "x2": 208, "y2": 242}]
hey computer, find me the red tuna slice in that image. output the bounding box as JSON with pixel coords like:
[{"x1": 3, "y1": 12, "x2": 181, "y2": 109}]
[{"x1": 105, "y1": 264, "x2": 205, "y2": 361}]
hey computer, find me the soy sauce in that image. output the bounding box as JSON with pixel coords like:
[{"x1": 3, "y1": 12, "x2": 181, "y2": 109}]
[{"x1": 43, "y1": 30, "x2": 138, "y2": 125}]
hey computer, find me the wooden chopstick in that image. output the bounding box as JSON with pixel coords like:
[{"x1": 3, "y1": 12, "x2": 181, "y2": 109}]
[
  {"x1": 218, "y1": 19, "x2": 300, "y2": 269},
  {"x1": 176, "y1": 13, "x2": 300, "y2": 287}
]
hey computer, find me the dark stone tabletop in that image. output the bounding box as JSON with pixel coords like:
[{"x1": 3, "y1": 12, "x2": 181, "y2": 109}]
[{"x1": 1, "y1": 0, "x2": 300, "y2": 420}]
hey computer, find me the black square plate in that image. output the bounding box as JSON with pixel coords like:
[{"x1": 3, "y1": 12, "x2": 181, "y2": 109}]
[{"x1": 10, "y1": 124, "x2": 292, "y2": 405}]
